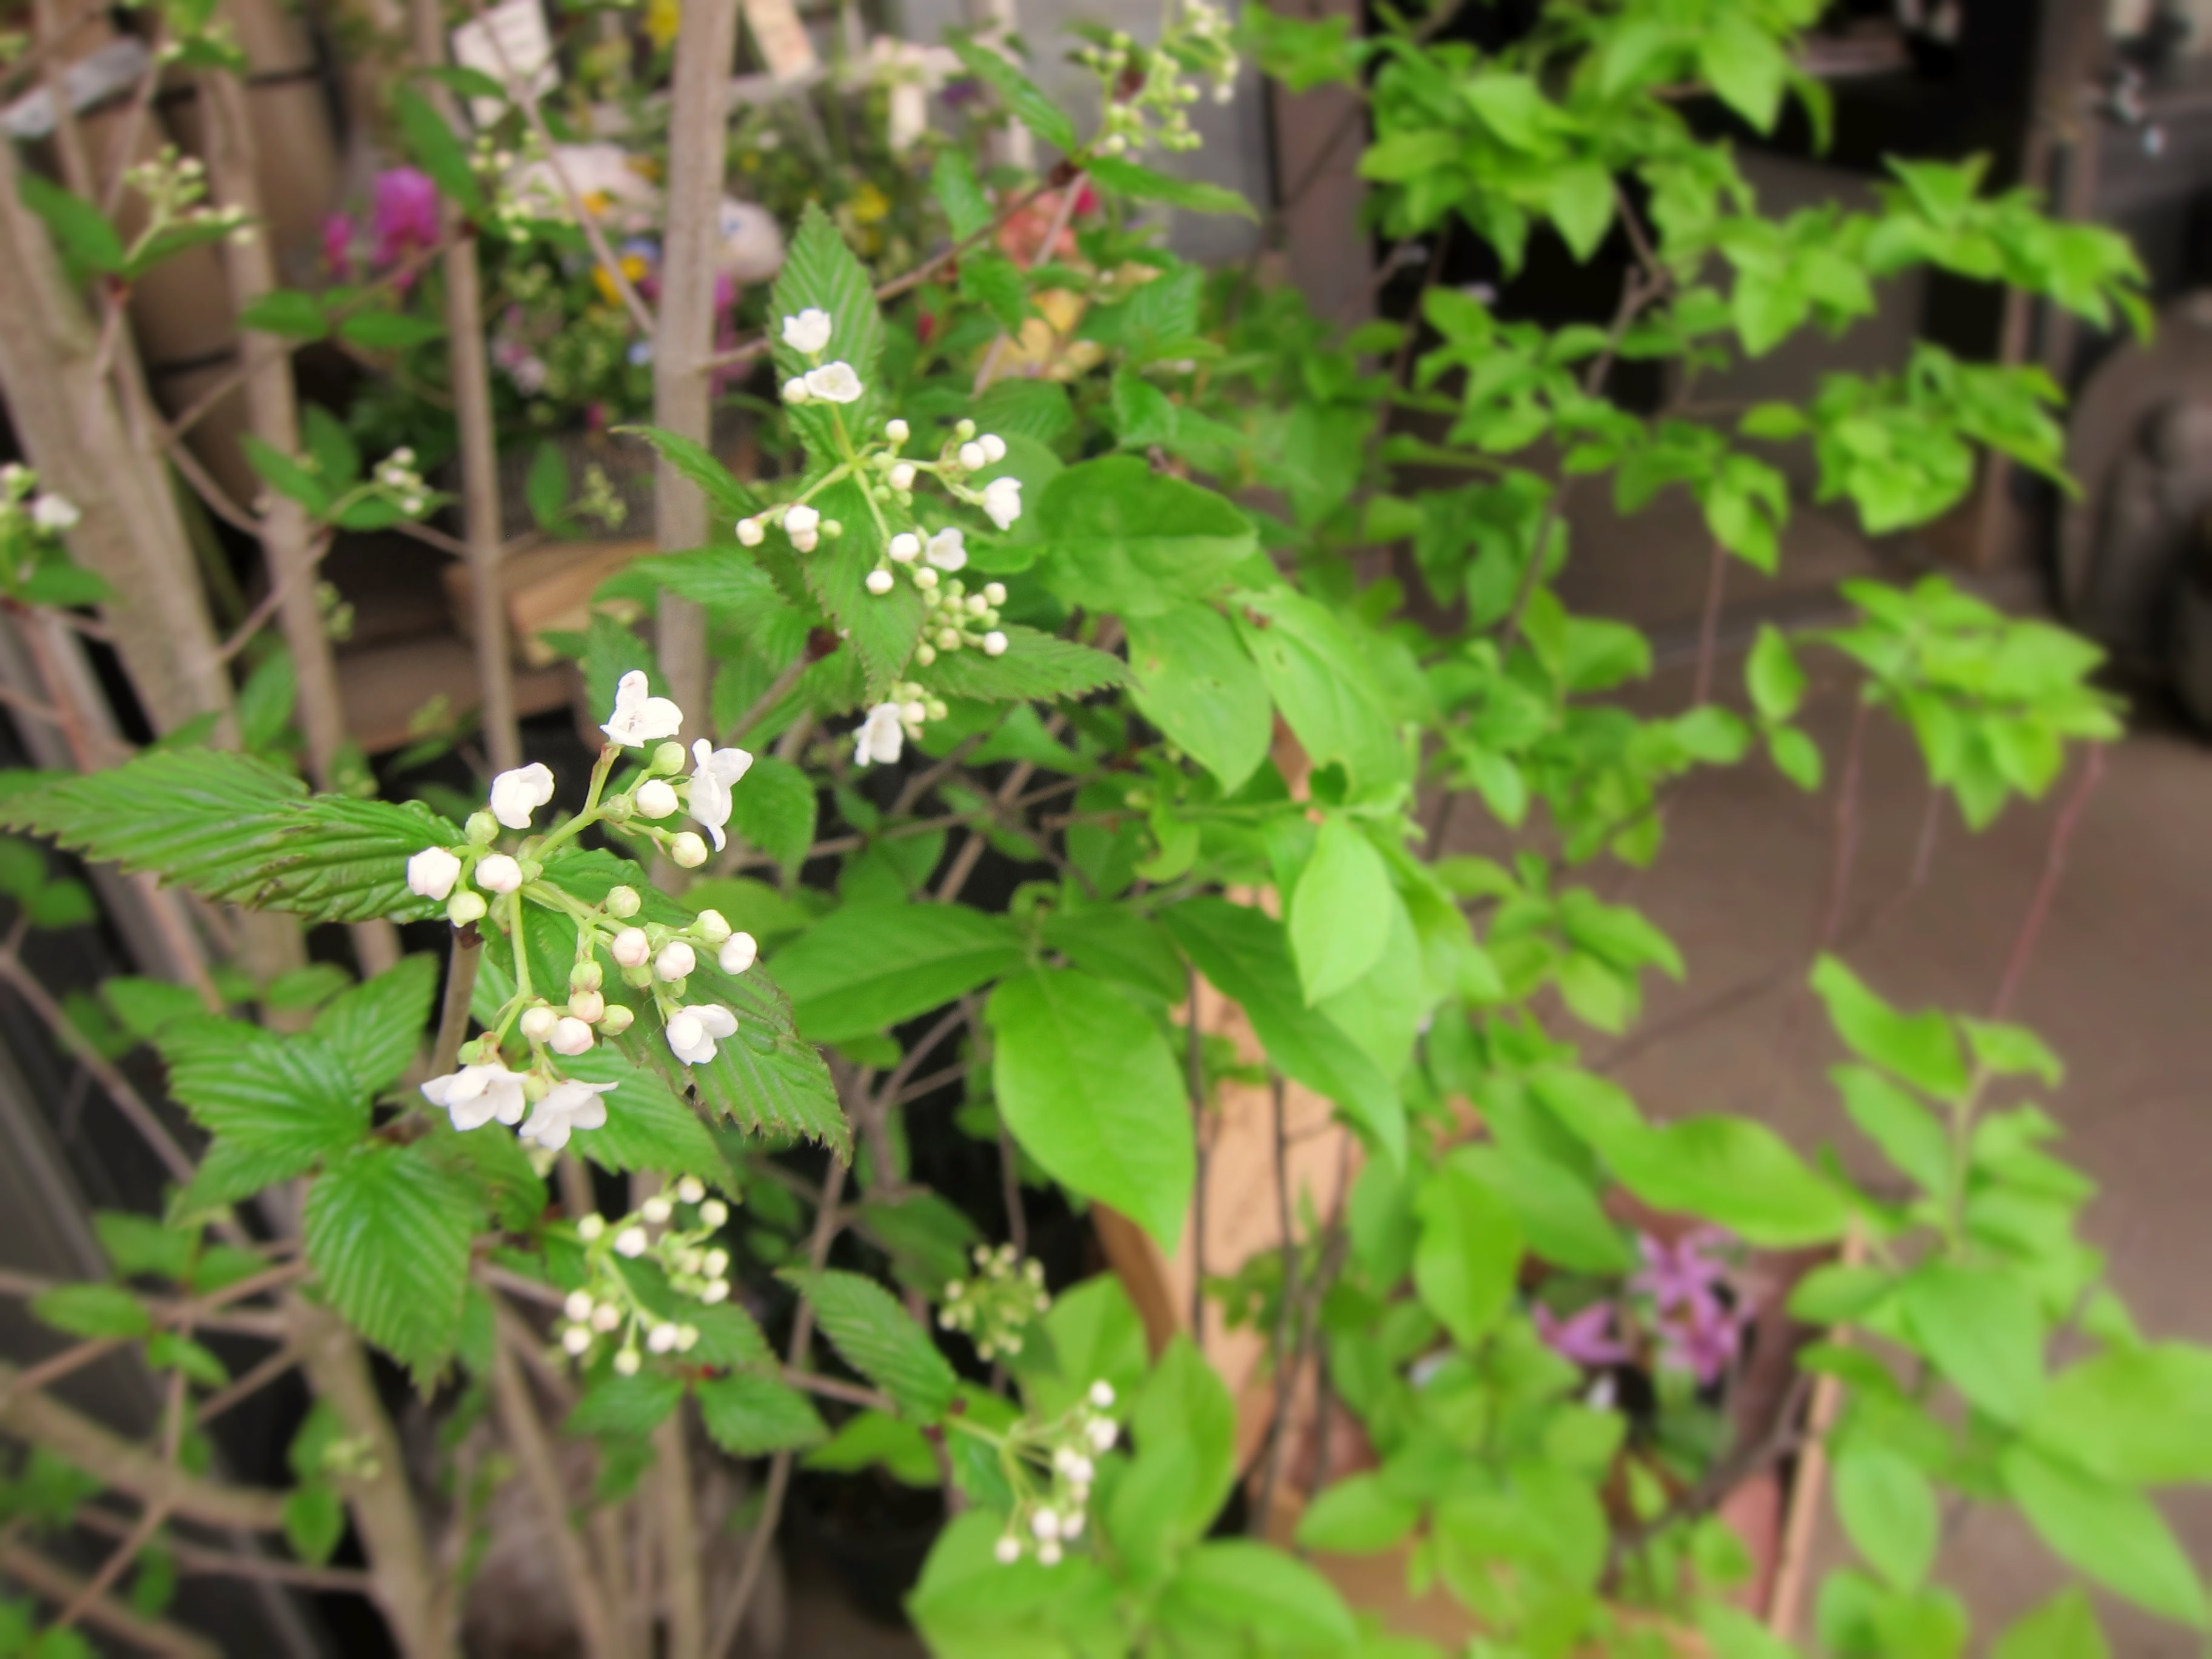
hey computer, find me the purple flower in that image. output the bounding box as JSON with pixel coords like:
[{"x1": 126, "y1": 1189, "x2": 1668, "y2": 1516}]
[
  {"x1": 1633, "y1": 1229, "x2": 1749, "y2": 1387},
  {"x1": 1535, "y1": 1301, "x2": 1631, "y2": 1368},
  {"x1": 372, "y1": 168, "x2": 441, "y2": 275},
  {"x1": 322, "y1": 212, "x2": 357, "y2": 280},
  {"x1": 1664, "y1": 1295, "x2": 1744, "y2": 1386}
]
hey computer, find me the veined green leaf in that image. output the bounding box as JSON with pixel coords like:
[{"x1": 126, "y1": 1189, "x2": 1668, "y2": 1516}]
[
  {"x1": 304, "y1": 1142, "x2": 479, "y2": 1380},
  {"x1": 780, "y1": 1267, "x2": 957, "y2": 1420},
  {"x1": 771, "y1": 902, "x2": 1024, "y2": 1044}
]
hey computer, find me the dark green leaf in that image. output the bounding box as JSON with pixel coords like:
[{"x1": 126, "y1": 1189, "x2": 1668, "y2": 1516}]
[
  {"x1": 304, "y1": 1142, "x2": 478, "y2": 1379},
  {"x1": 771, "y1": 902, "x2": 1022, "y2": 1044}
]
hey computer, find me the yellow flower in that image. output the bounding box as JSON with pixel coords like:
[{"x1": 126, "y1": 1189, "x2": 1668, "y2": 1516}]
[
  {"x1": 850, "y1": 182, "x2": 890, "y2": 225},
  {"x1": 592, "y1": 254, "x2": 649, "y2": 307},
  {"x1": 645, "y1": 0, "x2": 679, "y2": 49}
]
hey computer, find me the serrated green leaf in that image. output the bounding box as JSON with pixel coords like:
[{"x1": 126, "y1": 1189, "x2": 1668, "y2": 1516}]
[
  {"x1": 697, "y1": 1370, "x2": 828, "y2": 1454},
  {"x1": 566, "y1": 1371, "x2": 685, "y2": 1440},
  {"x1": 304, "y1": 1142, "x2": 479, "y2": 1380},
  {"x1": 158, "y1": 1020, "x2": 368, "y2": 1173},
  {"x1": 312, "y1": 954, "x2": 437, "y2": 1097},
  {"x1": 1034, "y1": 457, "x2": 1256, "y2": 617},
  {"x1": 1085, "y1": 155, "x2": 1256, "y2": 220},
  {"x1": 781, "y1": 1267, "x2": 957, "y2": 1419},
  {"x1": 947, "y1": 36, "x2": 1078, "y2": 152},
  {"x1": 612, "y1": 426, "x2": 763, "y2": 521},
  {"x1": 922, "y1": 625, "x2": 1128, "y2": 703},
  {"x1": 772, "y1": 902, "x2": 1022, "y2": 1045},
  {"x1": 1125, "y1": 603, "x2": 1270, "y2": 792},
  {"x1": 18, "y1": 172, "x2": 123, "y2": 275}
]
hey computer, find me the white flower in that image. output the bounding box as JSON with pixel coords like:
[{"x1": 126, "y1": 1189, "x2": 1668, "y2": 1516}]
[
  {"x1": 655, "y1": 940, "x2": 697, "y2": 980},
  {"x1": 985, "y1": 582, "x2": 1007, "y2": 605},
  {"x1": 1038, "y1": 1541, "x2": 1062, "y2": 1566},
  {"x1": 983, "y1": 631, "x2": 1008, "y2": 657},
  {"x1": 407, "y1": 846, "x2": 461, "y2": 900},
  {"x1": 562, "y1": 1325, "x2": 592, "y2": 1355},
  {"x1": 982, "y1": 477, "x2": 1023, "y2": 530},
  {"x1": 994, "y1": 1535, "x2": 1021, "y2": 1565},
  {"x1": 1087, "y1": 1417, "x2": 1118, "y2": 1452},
  {"x1": 565, "y1": 1290, "x2": 595, "y2": 1321},
  {"x1": 634, "y1": 778, "x2": 679, "y2": 820},
  {"x1": 591, "y1": 1302, "x2": 622, "y2": 1330},
  {"x1": 737, "y1": 516, "x2": 765, "y2": 546},
  {"x1": 520, "y1": 1007, "x2": 558, "y2": 1042},
  {"x1": 1088, "y1": 1381, "x2": 1115, "y2": 1409},
  {"x1": 886, "y1": 418, "x2": 910, "y2": 444},
  {"x1": 421, "y1": 1063, "x2": 529, "y2": 1132},
  {"x1": 520, "y1": 1078, "x2": 616, "y2": 1150},
  {"x1": 866, "y1": 569, "x2": 894, "y2": 595},
  {"x1": 1031, "y1": 1509, "x2": 1061, "y2": 1541},
  {"x1": 781, "y1": 377, "x2": 812, "y2": 406},
  {"x1": 980, "y1": 434, "x2": 1007, "y2": 464},
  {"x1": 888, "y1": 532, "x2": 920, "y2": 563},
  {"x1": 549, "y1": 1017, "x2": 595, "y2": 1056},
  {"x1": 926, "y1": 528, "x2": 968, "y2": 572},
  {"x1": 803, "y1": 361, "x2": 863, "y2": 404},
  {"x1": 611, "y1": 928, "x2": 651, "y2": 968},
  {"x1": 677, "y1": 1176, "x2": 707, "y2": 1204},
  {"x1": 615, "y1": 1226, "x2": 649, "y2": 1258},
  {"x1": 688, "y1": 739, "x2": 754, "y2": 851},
  {"x1": 701, "y1": 1199, "x2": 729, "y2": 1228},
  {"x1": 489, "y1": 762, "x2": 555, "y2": 830},
  {"x1": 959, "y1": 441, "x2": 987, "y2": 471},
  {"x1": 475, "y1": 853, "x2": 523, "y2": 894},
  {"x1": 648, "y1": 1322, "x2": 679, "y2": 1353},
  {"x1": 785, "y1": 503, "x2": 820, "y2": 537},
  {"x1": 642, "y1": 1195, "x2": 672, "y2": 1224},
  {"x1": 853, "y1": 703, "x2": 905, "y2": 768},
  {"x1": 889, "y1": 463, "x2": 916, "y2": 491},
  {"x1": 781, "y1": 308, "x2": 833, "y2": 355},
  {"x1": 665, "y1": 1003, "x2": 739, "y2": 1066},
  {"x1": 30, "y1": 494, "x2": 79, "y2": 532},
  {"x1": 601, "y1": 670, "x2": 683, "y2": 748},
  {"x1": 670, "y1": 832, "x2": 709, "y2": 868},
  {"x1": 720, "y1": 932, "x2": 759, "y2": 976}
]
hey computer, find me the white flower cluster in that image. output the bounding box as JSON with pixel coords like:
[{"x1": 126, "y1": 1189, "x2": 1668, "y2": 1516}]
[
  {"x1": 1079, "y1": 0, "x2": 1239, "y2": 158},
  {"x1": 937, "y1": 1244, "x2": 1050, "y2": 1361},
  {"x1": 407, "y1": 670, "x2": 768, "y2": 1150},
  {"x1": 370, "y1": 447, "x2": 431, "y2": 518},
  {"x1": 992, "y1": 1381, "x2": 1121, "y2": 1567},
  {"x1": 739, "y1": 313, "x2": 1023, "y2": 572},
  {"x1": 556, "y1": 1178, "x2": 736, "y2": 1373},
  {"x1": 852, "y1": 678, "x2": 949, "y2": 769},
  {"x1": 121, "y1": 146, "x2": 253, "y2": 247}
]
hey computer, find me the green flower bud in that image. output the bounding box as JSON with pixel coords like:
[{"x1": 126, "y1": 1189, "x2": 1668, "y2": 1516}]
[
  {"x1": 606, "y1": 885, "x2": 642, "y2": 919},
  {"x1": 447, "y1": 891, "x2": 488, "y2": 927},
  {"x1": 649, "y1": 741, "x2": 686, "y2": 776},
  {"x1": 622, "y1": 962, "x2": 654, "y2": 990},
  {"x1": 570, "y1": 960, "x2": 604, "y2": 993},
  {"x1": 599, "y1": 1004, "x2": 635, "y2": 1035},
  {"x1": 466, "y1": 811, "x2": 498, "y2": 845}
]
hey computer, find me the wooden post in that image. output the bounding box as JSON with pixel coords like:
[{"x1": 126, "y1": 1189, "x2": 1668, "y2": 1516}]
[{"x1": 652, "y1": 0, "x2": 742, "y2": 728}]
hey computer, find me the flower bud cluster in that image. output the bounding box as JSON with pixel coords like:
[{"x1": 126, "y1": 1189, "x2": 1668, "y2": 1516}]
[
  {"x1": 0, "y1": 465, "x2": 83, "y2": 593},
  {"x1": 122, "y1": 147, "x2": 254, "y2": 246},
  {"x1": 557, "y1": 1180, "x2": 736, "y2": 1373},
  {"x1": 991, "y1": 1381, "x2": 1121, "y2": 1567},
  {"x1": 1078, "y1": 0, "x2": 1238, "y2": 158},
  {"x1": 369, "y1": 447, "x2": 432, "y2": 518},
  {"x1": 474, "y1": 129, "x2": 558, "y2": 244},
  {"x1": 937, "y1": 1244, "x2": 1050, "y2": 1361},
  {"x1": 914, "y1": 577, "x2": 1010, "y2": 665}
]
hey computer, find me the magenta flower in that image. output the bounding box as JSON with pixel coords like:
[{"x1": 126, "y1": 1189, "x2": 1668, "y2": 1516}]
[
  {"x1": 322, "y1": 212, "x2": 357, "y2": 280},
  {"x1": 1633, "y1": 1229, "x2": 1749, "y2": 1387},
  {"x1": 1535, "y1": 1301, "x2": 1631, "y2": 1368},
  {"x1": 372, "y1": 168, "x2": 441, "y2": 275}
]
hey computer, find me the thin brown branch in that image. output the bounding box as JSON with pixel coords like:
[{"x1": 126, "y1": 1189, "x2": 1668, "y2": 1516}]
[
  {"x1": 74, "y1": 1506, "x2": 373, "y2": 1592},
  {"x1": 431, "y1": 932, "x2": 483, "y2": 1079},
  {"x1": 54, "y1": 1369, "x2": 186, "y2": 1632},
  {"x1": 0, "y1": 1537, "x2": 221, "y2": 1658},
  {"x1": 1990, "y1": 744, "x2": 2106, "y2": 1022},
  {"x1": 195, "y1": 1345, "x2": 301, "y2": 1425},
  {"x1": 489, "y1": 1324, "x2": 620, "y2": 1659}
]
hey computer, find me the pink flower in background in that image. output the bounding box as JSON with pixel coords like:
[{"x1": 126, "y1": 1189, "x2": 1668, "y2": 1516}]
[
  {"x1": 1535, "y1": 1301, "x2": 1631, "y2": 1368},
  {"x1": 372, "y1": 167, "x2": 441, "y2": 277},
  {"x1": 322, "y1": 212, "x2": 357, "y2": 280},
  {"x1": 1633, "y1": 1228, "x2": 1750, "y2": 1387}
]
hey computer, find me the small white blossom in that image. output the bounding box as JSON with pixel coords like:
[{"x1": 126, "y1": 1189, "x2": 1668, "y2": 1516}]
[
  {"x1": 803, "y1": 361, "x2": 863, "y2": 403},
  {"x1": 982, "y1": 476, "x2": 1024, "y2": 531},
  {"x1": 569, "y1": 991, "x2": 605, "y2": 1023},
  {"x1": 1031, "y1": 1509, "x2": 1062, "y2": 1541},
  {"x1": 701, "y1": 1198, "x2": 729, "y2": 1228},
  {"x1": 984, "y1": 631, "x2": 1008, "y2": 657},
  {"x1": 853, "y1": 703, "x2": 905, "y2": 768},
  {"x1": 1038, "y1": 1540, "x2": 1062, "y2": 1566},
  {"x1": 979, "y1": 434, "x2": 1007, "y2": 464},
  {"x1": 925, "y1": 528, "x2": 968, "y2": 572},
  {"x1": 994, "y1": 1535, "x2": 1021, "y2": 1564},
  {"x1": 489, "y1": 762, "x2": 555, "y2": 830},
  {"x1": 613, "y1": 1349, "x2": 641, "y2": 1375},
  {"x1": 634, "y1": 778, "x2": 679, "y2": 821},
  {"x1": 565, "y1": 1290, "x2": 595, "y2": 1321},
  {"x1": 889, "y1": 463, "x2": 916, "y2": 491},
  {"x1": 549, "y1": 1017, "x2": 595, "y2": 1056},
  {"x1": 719, "y1": 932, "x2": 759, "y2": 976},
  {"x1": 578, "y1": 1215, "x2": 606, "y2": 1241},
  {"x1": 736, "y1": 516, "x2": 765, "y2": 546},
  {"x1": 669, "y1": 831, "x2": 709, "y2": 868},
  {"x1": 614, "y1": 1226, "x2": 649, "y2": 1258},
  {"x1": 407, "y1": 846, "x2": 462, "y2": 900},
  {"x1": 520, "y1": 1078, "x2": 617, "y2": 1150},
  {"x1": 688, "y1": 739, "x2": 754, "y2": 851},
  {"x1": 648, "y1": 1322, "x2": 679, "y2": 1353},
  {"x1": 475, "y1": 853, "x2": 523, "y2": 894},
  {"x1": 866, "y1": 569, "x2": 894, "y2": 595},
  {"x1": 602, "y1": 670, "x2": 683, "y2": 748},
  {"x1": 888, "y1": 532, "x2": 920, "y2": 563},
  {"x1": 985, "y1": 582, "x2": 1007, "y2": 605},
  {"x1": 30, "y1": 495, "x2": 79, "y2": 532},
  {"x1": 781, "y1": 376, "x2": 812, "y2": 406},
  {"x1": 591, "y1": 1302, "x2": 622, "y2": 1331},
  {"x1": 781, "y1": 308, "x2": 833, "y2": 355},
  {"x1": 785, "y1": 503, "x2": 820, "y2": 537},
  {"x1": 677, "y1": 1176, "x2": 707, "y2": 1204},
  {"x1": 959, "y1": 441, "x2": 987, "y2": 471},
  {"x1": 562, "y1": 1325, "x2": 592, "y2": 1355},
  {"x1": 665, "y1": 1003, "x2": 739, "y2": 1066},
  {"x1": 520, "y1": 1007, "x2": 558, "y2": 1042},
  {"x1": 642, "y1": 1196, "x2": 673, "y2": 1224},
  {"x1": 1088, "y1": 1381, "x2": 1116, "y2": 1409},
  {"x1": 655, "y1": 940, "x2": 697, "y2": 981},
  {"x1": 1087, "y1": 1417, "x2": 1118, "y2": 1452},
  {"x1": 886, "y1": 417, "x2": 910, "y2": 443},
  {"x1": 611, "y1": 928, "x2": 652, "y2": 968},
  {"x1": 421, "y1": 1063, "x2": 529, "y2": 1131}
]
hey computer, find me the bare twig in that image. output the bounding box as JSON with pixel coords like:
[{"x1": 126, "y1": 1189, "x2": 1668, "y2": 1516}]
[
  {"x1": 54, "y1": 1370, "x2": 186, "y2": 1632},
  {"x1": 0, "y1": 1538, "x2": 221, "y2": 1658},
  {"x1": 1989, "y1": 745, "x2": 2106, "y2": 1023},
  {"x1": 74, "y1": 1506, "x2": 374, "y2": 1592},
  {"x1": 431, "y1": 932, "x2": 483, "y2": 1078},
  {"x1": 195, "y1": 1344, "x2": 302, "y2": 1425},
  {"x1": 489, "y1": 1324, "x2": 620, "y2": 1659}
]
